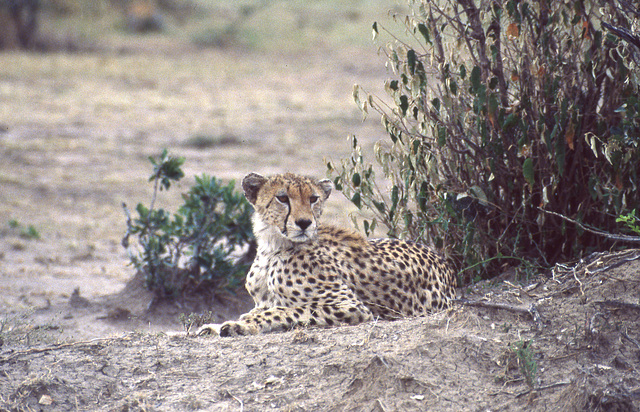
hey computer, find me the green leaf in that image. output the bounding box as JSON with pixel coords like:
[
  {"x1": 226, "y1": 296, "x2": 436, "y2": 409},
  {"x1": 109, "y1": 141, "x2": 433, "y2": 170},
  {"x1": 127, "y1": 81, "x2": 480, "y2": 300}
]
[
  {"x1": 136, "y1": 203, "x2": 149, "y2": 219},
  {"x1": 418, "y1": 181, "x2": 429, "y2": 212},
  {"x1": 449, "y1": 80, "x2": 458, "y2": 96},
  {"x1": 369, "y1": 219, "x2": 377, "y2": 234},
  {"x1": 333, "y1": 177, "x2": 343, "y2": 191},
  {"x1": 407, "y1": 49, "x2": 417, "y2": 75},
  {"x1": 399, "y1": 95, "x2": 409, "y2": 116},
  {"x1": 352, "y1": 172, "x2": 361, "y2": 187},
  {"x1": 503, "y1": 113, "x2": 518, "y2": 130},
  {"x1": 555, "y1": 133, "x2": 566, "y2": 176},
  {"x1": 470, "y1": 66, "x2": 481, "y2": 93},
  {"x1": 469, "y1": 185, "x2": 488, "y2": 206},
  {"x1": 523, "y1": 158, "x2": 534, "y2": 186},
  {"x1": 351, "y1": 192, "x2": 362, "y2": 209},
  {"x1": 488, "y1": 93, "x2": 499, "y2": 117},
  {"x1": 490, "y1": 45, "x2": 499, "y2": 63},
  {"x1": 432, "y1": 98, "x2": 440, "y2": 112},
  {"x1": 412, "y1": 139, "x2": 420, "y2": 155},
  {"x1": 437, "y1": 126, "x2": 447, "y2": 147},
  {"x1": 391, "y1": 185, "x2": 399, "y2": 211},
  {"x1": 417, "y1": 23, "x2": 431, "y2": 44},
  {"x1": 372, "y1": 200, "x2": 386, "y2": 214}
]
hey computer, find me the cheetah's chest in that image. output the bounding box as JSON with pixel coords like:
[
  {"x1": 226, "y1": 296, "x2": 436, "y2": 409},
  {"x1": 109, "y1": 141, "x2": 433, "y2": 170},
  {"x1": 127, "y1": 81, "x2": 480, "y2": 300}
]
[
  {"x1": 246, "y1": 245, "x2": 328, "y2": 309},
  {"x1": 245, "y1": 250, "x2": 288, "y2": 307}
]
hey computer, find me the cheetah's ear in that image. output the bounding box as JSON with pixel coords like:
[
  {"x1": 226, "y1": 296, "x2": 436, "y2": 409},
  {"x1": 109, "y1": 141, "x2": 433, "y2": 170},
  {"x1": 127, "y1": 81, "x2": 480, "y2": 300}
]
[
  {"x1": 242, "y1": 173, "x2": 267, "y2": 205},
  {"x1": 317, "y1": 179, "x2": 334, "y2": 200}
]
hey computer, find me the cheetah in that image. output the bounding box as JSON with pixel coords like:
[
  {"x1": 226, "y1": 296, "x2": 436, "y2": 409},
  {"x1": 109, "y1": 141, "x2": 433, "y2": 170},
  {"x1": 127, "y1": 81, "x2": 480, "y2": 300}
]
[{"x1": 198, "y1": 172, "x2": 457, "y2": 337}]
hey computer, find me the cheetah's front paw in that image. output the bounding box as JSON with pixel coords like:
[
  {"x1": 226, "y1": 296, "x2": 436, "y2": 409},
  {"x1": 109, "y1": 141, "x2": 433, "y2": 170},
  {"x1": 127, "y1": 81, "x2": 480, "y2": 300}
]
[
  {"x1": 218, "y1": 320, "x2": 259, "y2": 337},
  {"x1": 196, "y1": 323, "x2": 222, "y2": 336}
]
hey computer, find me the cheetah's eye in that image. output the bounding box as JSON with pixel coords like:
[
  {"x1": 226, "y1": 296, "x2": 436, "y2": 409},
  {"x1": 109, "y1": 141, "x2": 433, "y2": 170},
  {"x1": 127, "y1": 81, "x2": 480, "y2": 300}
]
[
  {"x1": 309, "y1": 195, "x2": 319, "y2": 204},
  {"x1": 276, "y1": 195, "x2": 289, "y2": 204}
]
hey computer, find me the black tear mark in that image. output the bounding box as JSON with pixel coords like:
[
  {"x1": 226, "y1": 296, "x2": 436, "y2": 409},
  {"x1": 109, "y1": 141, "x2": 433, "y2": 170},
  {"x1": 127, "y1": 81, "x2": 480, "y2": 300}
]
[{"x1": 282, "y1": 185, "x2": 291, "y2": 234}]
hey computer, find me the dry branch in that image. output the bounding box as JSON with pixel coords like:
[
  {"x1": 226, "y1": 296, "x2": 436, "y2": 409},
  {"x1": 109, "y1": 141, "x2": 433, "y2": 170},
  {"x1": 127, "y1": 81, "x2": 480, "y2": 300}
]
[
  {"x1": 552, "y1": 249, "x2": 640, "y2": 281},
  {"x1": 0, "y1": 334, "x2": 130, "y2": 364},
  {"x1": 621, "y1": 330, "x2": 640, "y2": 351},
  {"x1": 515, "y1": 381, "x2": 571, "y2": 398},
  {"x1": 457, "y1": 300, "x2": 543, "y2": 330},
  {"x1": 539, "y1": 209, "x2": 640, "y2": 243},
  {"x1": 594, "y1": 300, "x2": 640, "y2": 312}
]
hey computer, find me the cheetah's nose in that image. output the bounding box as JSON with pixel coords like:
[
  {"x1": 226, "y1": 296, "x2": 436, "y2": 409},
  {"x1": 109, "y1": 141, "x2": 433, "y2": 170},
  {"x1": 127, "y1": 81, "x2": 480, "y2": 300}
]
[{"x1": 296, "y1": 219, "x2": 312, "y2": 230}]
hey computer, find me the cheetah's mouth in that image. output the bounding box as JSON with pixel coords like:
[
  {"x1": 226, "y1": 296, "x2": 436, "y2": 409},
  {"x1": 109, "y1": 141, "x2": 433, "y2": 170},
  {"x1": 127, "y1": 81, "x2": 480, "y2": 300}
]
[{"x1": 287, "y1": 229, "x2": 314, "y2": 242}]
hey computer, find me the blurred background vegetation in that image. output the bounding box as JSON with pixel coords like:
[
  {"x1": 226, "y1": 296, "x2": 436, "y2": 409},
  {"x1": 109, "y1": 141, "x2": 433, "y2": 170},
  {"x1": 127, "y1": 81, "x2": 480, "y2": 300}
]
[{"x1": 0, "y1": 0, "x2": 407, "y2": 52}]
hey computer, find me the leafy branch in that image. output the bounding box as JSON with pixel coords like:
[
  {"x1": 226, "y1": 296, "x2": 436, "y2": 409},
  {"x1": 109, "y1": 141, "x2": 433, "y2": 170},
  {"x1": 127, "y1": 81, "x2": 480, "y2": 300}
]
[{"x1": 122, "y1": 150, "x2": 254, "y2": 297}]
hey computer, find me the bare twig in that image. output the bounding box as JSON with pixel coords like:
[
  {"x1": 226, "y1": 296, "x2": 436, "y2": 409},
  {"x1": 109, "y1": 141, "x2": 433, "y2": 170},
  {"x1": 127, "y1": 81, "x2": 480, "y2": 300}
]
[
  {"x1": 616, "y1": 0, "x2": 640, "y2": 18},
  {"x1": 595, "y1": 300, "x2": 640, "y2": 312},
  {"x1": 503, "y1": 280, "x2": 540, "y2": 299},
  {"x1": 458, "y1": 0, "x2": 491, "y2": 81},
  {"x1": 538, "y1": 208, "x2": 640, "y2": 243},
  {"x1": 149, "y1": 168, "x2": 161, "y2": 214},
  {"x1": 458, "y1": 299, "x2": 528, "y2": 314},
  {"x1": 547, "y1": 352, "x2": 582, "y2": 362},
  {"x1": 374, "y1": 399, "x2": 388, "y2": 411},
  {"x1": 0, "y1": 335, "x2": 128, "y2": 364},
  {"x1": 573, "y1": 266, "x2": 584, "y2": 296},
  {"x1": 602, "y1": 22, "x2": 640, "y2": 50},
  {"x1": 538, "y1": 380, "x2": 572, "y2": 391},
  {"x1": 457, "y1": 300, "x2": 543, "y2": 330},
  {"x1": 225, "y1": 390, "x2": 244, "y2": 412},
  {"x1": 486, "y1": 378, "x2": 525, "y2": 396},
  {"x1": 515, "y1": 381, "x2": 571, "y2": 398},
  {"x1": 358, "y1": 316, "x2": 380, "y2": 346},
  {"x1": 621, "y1": 329, "x2": 640, "y2": 351},
  {"x1": 551, "y1": 250, "x2": 640, "y2": 297},
  {"x1": 121, "y1": 202, "x2": 133, "y2": 248}
]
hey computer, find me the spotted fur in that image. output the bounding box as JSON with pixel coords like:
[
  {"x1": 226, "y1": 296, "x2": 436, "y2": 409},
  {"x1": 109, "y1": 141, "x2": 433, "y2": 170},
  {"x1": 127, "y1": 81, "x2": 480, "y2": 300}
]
[{"x1": 198, "y1": 173, "x2": 457, "y2": 337}]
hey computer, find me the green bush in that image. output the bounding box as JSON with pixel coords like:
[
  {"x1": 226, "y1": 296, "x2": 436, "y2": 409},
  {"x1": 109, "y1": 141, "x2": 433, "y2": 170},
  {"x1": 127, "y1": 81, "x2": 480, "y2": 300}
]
[
  {"x1": 7, "y1": 219, "x2": 40, "y2": 240},
  {"x1": 123, "y1": 150, "x2": 255, "y2": 297},
  {"x1": 330, "y1": 0, "x2": 640, "y2": 282}
]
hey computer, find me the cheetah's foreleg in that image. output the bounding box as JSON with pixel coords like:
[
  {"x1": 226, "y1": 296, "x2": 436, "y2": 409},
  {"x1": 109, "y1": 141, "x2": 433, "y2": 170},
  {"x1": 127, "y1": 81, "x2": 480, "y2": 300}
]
[{"x1": 198, "y1": 299, "x2": 373, "y2": 337}]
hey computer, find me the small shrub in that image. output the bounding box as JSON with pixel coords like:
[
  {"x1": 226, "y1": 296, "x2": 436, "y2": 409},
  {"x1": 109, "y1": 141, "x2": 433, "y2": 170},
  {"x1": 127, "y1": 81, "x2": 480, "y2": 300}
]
[
  {"x1": 330, "y1": 0, "x2": 640, "y2": 281},
  {"x1": 178, "y1": 311, "x2": 216, "y2": 333},
  {"x1": 122, "y1": 149, "x2": 255, "y2": 298},
  {"x1": 7, "y1": 219, "x2": 40, "y2": 240},
  {"x1": 510, "y1": 339, "x2": 538, "y2": 388}
]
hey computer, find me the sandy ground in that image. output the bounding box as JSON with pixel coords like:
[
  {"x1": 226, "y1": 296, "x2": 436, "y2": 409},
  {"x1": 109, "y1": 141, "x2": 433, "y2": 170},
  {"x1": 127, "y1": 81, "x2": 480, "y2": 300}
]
[{"x1": 1, "y1": 249, "x2": 639, "y2": 411}]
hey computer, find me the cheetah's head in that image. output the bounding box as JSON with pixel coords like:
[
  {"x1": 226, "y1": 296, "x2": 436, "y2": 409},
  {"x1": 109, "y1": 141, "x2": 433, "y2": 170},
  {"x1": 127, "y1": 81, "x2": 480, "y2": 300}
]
[{"x1": 242, "y1": 173, "x2": 333, "y2": 244}]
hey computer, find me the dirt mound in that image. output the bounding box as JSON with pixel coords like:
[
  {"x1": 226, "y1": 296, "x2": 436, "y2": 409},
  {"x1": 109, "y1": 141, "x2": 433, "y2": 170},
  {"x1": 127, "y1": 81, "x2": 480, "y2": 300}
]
[{"x1": 1, "y1": 250, "x2": 639, "y2": 411}]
